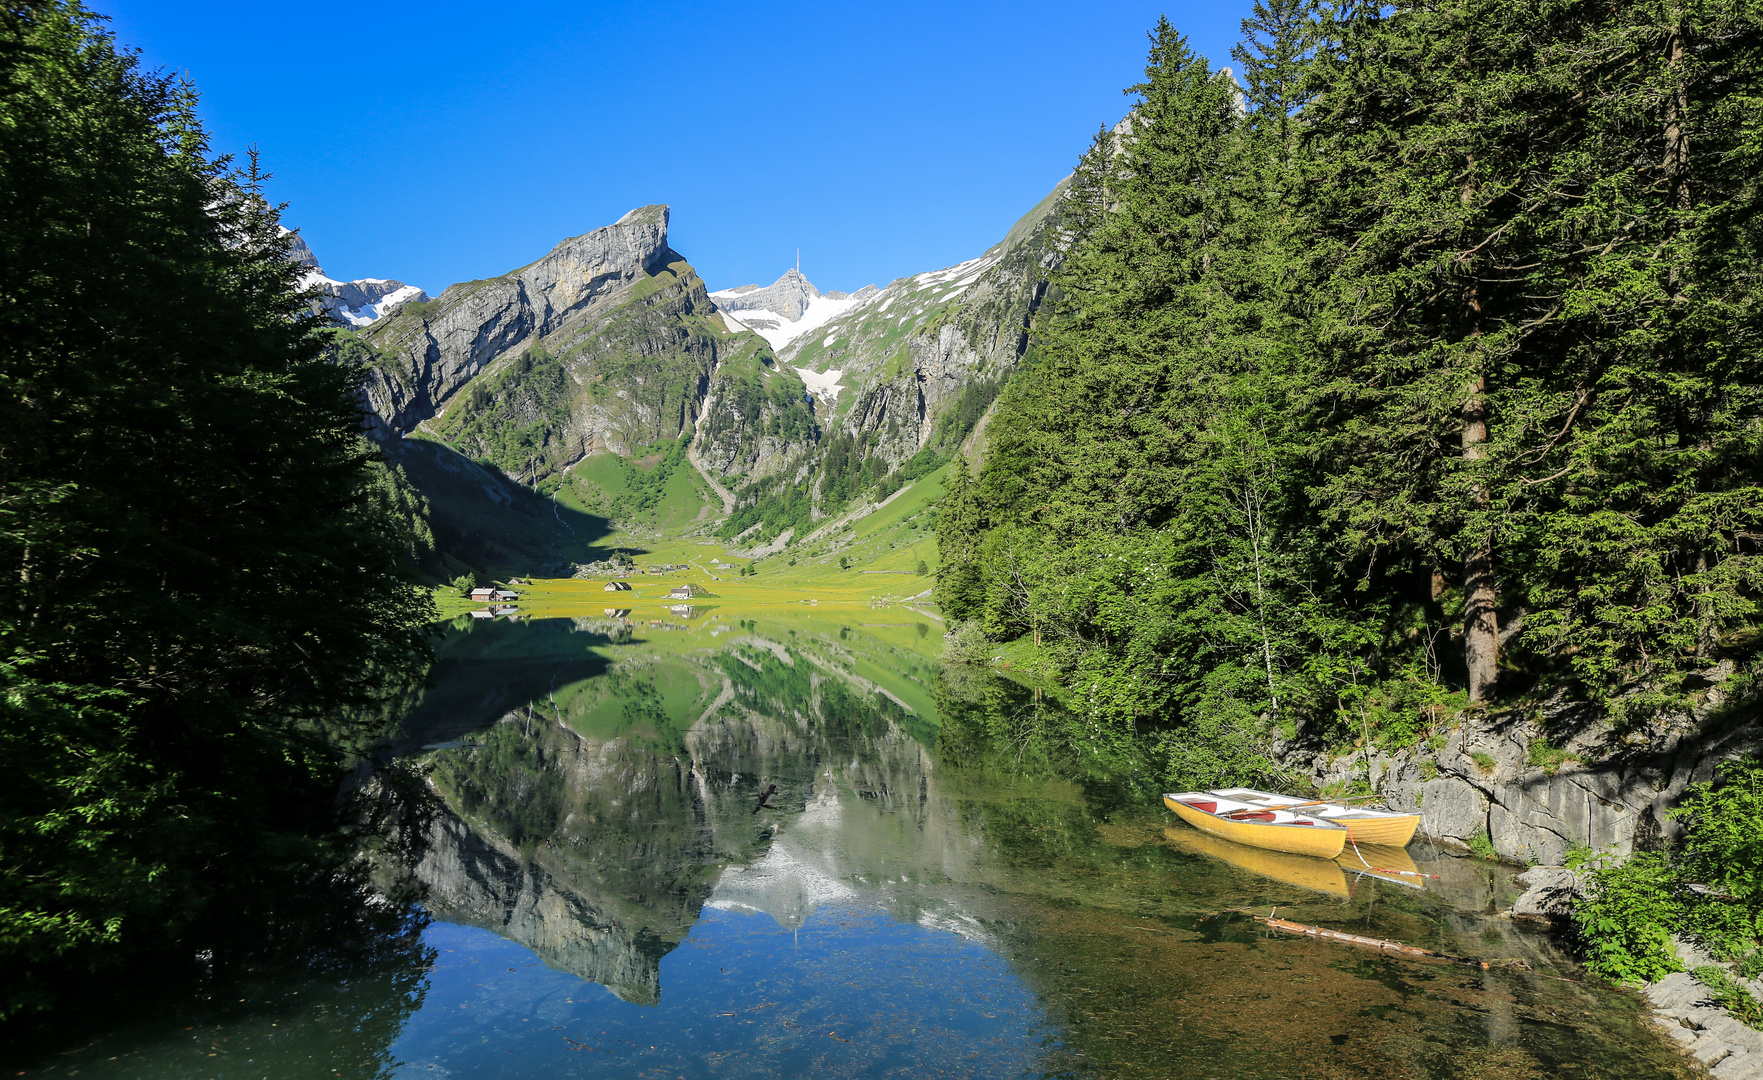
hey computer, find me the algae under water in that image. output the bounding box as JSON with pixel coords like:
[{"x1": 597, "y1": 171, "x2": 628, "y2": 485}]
[{"x1": 16, "y1": 609, "x2": 1694, "y2": 1079}]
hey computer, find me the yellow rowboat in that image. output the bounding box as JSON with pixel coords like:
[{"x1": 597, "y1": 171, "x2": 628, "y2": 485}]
[
  {"x1": 1163, "y1": 826, "x2": 1349, "y2": 896},
  {"x1": 1210, "y1": 787, "x2": 1422, "y2": 847},
  {"x1": 1163, "y1": 792, "x2": 1348, "y2": 858}
]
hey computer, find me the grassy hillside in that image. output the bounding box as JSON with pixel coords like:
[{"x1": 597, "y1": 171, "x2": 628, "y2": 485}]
[
  {"x1": 388, "y1": 433, "x2": 612, "y2": 579},
  {"x1": 556, "y1": 441, "x2": 719, "y2": 534}
]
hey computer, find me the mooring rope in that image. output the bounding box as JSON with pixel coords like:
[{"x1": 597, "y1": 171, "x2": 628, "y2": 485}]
[{"x1": 1348, "y1": 837, "x2": 1441, "y2": 880}]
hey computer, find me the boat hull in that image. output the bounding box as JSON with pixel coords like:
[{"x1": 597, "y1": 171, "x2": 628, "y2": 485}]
[
  {"x1": 1164, "y1": 796, "x2": 1347, "y2": 858},
  {"x1": 1208, "y1": 787, "x2": 1421, "y2": 847},
  {"x1": 1338, "y1": 814, "x2": 1420, "y2": 847},
  {"x1": 1164, "y1": 827, "x2": 1349, "y2": 896}
]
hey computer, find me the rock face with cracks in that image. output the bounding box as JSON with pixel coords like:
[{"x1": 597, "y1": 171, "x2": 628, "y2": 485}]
[
  {"x1": 1507, "y1": 865, "x2": 1587, "y2": 922},
  {"x1": 358, "y1": 206, "x2": 676, "y2": 442},
  {"x1": 350, "y1": 206, "x2": 816, "y2": 491},
  {"x1": 1289, "y1": 682, "x2": 1760, "y2": 865}
]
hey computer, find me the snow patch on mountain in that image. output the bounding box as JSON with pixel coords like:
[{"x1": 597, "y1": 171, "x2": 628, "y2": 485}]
[
  {"x1": 281, "y1": 228, "x2": 428, "y2": 327},
  {"x1": 710, "y1": 269, "x2": 882, "y2": 351},
  {"x1": 796, "y1": 365, "x2": 845, "y2": 403}
]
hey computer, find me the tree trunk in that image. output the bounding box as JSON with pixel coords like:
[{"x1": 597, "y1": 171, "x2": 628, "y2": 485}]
[
  {"x1": 1462, "y1": 373, "x2": 1499, "y2": 702},
  {"x1": 1663, "y1": 21, "x2": 1690, "y2": 214},
  {"x1": 1663, "y1": 19, "x2": 1691, "y2": 300}
]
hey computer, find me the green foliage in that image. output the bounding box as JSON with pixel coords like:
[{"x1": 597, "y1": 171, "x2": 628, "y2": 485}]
[
  {"x1": 933, "y1": 12, "x2": 1347, "y2": 791},
  {"x1": 915, "y1": 559, "x2": 929, "y2": 576},
  {"x1": 1572, "y1": 757, "x2": 1763, "y2": 983},
  {"x1": 432, "y1": 346, "x2": 574, "y2": 482},
  {"x1": 701, "y1": 341, "x2": 816, "y2": 450},
  {"x1": 1467, "y1": 831, "x2": 1499, "y2": 861},
  {"x1": 1738, "y1": 950, "x2": 1763, "y2": 982},
  {"x1": 838, "y1": 554, "x2": 851, "y2": 570},
  {"x1": 940, "y1": 0, "x2": 1763, "y2": 801},
  {"x1": 940, "y1": 620, "x2": 992, "y2": 666},
  {"x1": 1526, "y1": 740, "x2": 1581, "y2": 777},
  {"x1": 1471, "y1": 751, "x2": 1499, "y2": 775},
  {"x1": 608, "y1": 437, "x2": 692, "y2": 521},
  {"x1": 449, "y1": 573, "x2": 478, "y2": 596},
  {"x1": 719, "y1": 369, "x2": 993, "y2": 544},
  {"x1": 716, "y1": 429, "x2": 893, "y2": 544},
  {"x1": 364, "y1": 454, "x2": 438, "y2": 573},
  {"x1": 1303, "y1": 0, "x2": 1763, "y2": 701},
  {"x1": 1671, "y1": 756, "x2": 1763, "y2": 956},
  {"x1": 0, "y1": 3, "x2": 433, "y2": 1017}
]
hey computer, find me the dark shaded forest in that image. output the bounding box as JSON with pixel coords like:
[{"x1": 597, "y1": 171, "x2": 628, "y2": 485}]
[{"x1": 0, "y1": 2, "x2": 434, "y2": 1019}]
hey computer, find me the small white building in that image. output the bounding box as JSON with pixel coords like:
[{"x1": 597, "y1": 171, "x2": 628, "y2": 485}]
[
  {"x1": 469, "y1": 587, "x2": 496, "y2": 602},
  {"x1": 604, "y1": 580, "x2": 632, "y2": 592}
]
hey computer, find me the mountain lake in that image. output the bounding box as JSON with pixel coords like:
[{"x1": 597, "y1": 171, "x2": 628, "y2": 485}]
[{"x1": 15, "y1": 602, "x2": 1694, "y2": 1080}]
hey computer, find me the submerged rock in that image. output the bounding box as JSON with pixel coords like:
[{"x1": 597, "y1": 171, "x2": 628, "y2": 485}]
[{"x1": 1508, "y1": 865, "x2": 1586, "y2": 922}]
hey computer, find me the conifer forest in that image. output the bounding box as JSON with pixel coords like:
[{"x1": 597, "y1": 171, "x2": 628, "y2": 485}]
[{"x1": 6, "y1": 0, "x2": 1763, "y2": 1063}]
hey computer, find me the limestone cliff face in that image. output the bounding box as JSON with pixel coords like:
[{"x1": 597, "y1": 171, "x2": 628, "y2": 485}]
[
  {"x1": 354, "y1": 205, "x2": 817, "y2": 498},
  {"x1": 1288, "y1": 681, "x2": 1763, "y2": 864},
  {"x1": 735, "y1": 175, "x2": 1067, "y2": 512},
  {"x1": 712, "y1": 268, "x2": 820, "y2": 324},
  {"x1": 359, "y1": 206, "x2": 676, "y2": 441},
  {"x1": 836, "y1": 195, "x2": 1063, "y2": 471},
  {"x1": 691, "y1": 335, "x2": 817, "y2": 483}
]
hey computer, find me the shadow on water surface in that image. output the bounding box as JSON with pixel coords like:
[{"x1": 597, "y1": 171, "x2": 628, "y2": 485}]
[{"x1": 14, "y1": 614, "x2": 1698, "y2": 1080}]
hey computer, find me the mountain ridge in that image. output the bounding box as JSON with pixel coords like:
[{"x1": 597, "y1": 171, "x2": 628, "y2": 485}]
[
  {"x1": 338, "y1": 179, "x2": 1069, "y2": 576},
  {"x1": 284, "y1": 229, "x2": 428, "y2": 327}
]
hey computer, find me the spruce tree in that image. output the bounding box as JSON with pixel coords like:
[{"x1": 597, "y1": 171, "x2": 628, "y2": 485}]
[
  {"x1": 1305, "y1": 0, "x2": 1763, "y2": 703},
  {"x1": 0, "y1": 1, "x2": 433, "y2": 1015}
]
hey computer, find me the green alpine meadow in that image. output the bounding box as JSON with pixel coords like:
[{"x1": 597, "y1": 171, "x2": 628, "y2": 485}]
[{"x1": 6, "y1": 0, "x2": 1763, "y2": 1073}]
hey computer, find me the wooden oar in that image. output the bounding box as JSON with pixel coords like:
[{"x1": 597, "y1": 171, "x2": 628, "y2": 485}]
[
  {"x1": 1222, "y1": 793, "x2": 1383, "y2": 817},
  {"x1": 1234, "y1": 789, "x2": 1382, "y2": 813}
]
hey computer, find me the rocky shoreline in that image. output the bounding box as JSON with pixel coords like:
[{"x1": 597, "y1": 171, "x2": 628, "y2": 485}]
[
  {"x1": 1281, "y1": 686, "x2": 1762, "y2": 1078},
  {"x1": 1644, "y1": 941, "x2": 1763, "y2": 1080},
  {"x1": 1498, "y1": 865, "x2": 1763, "y2": 1077},
  {"x1": 1283, "y1": 682, "x2": 1759, "y2": 867}
]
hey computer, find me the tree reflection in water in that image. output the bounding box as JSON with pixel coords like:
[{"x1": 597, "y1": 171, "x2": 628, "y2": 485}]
[{"x1": 15, "y1": 613, "x2": 1704, "y2": 1080}]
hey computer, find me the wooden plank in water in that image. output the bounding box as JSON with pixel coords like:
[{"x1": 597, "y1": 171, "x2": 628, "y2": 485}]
[{"x1": 1246, "y1": 910, "x2": 1534, "y2": 973}]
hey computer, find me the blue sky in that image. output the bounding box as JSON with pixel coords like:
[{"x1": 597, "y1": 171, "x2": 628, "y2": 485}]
[{"x1": 104, "y1": 1, "x2": 1256, "y2": 295}]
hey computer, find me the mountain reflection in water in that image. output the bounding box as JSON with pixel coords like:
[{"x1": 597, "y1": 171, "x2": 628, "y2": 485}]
[
  {"x1": 18, "y1": 611, "x2": 1699, "y2": 1080},
  {"x1": 398, "y1": 613, "x2": 968, "y2": 1009}
]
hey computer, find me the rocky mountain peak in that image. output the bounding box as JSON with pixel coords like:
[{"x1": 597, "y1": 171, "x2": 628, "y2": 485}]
[
  {"x1": 279, "y1": 227, "x2": 428, "y2": 328},
  {"x1": 709, "y1": 268, "x2": 880, "y2": 351},
  {"x1": 359, "y1": 205, "x2": 693, "y2": 440},
  {"x1": 710, "y1": 268, "x2": 821, "y2": 323},
  {"x1": 524, "y1": 205, "x2": 672, "y2": 290}
]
